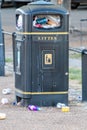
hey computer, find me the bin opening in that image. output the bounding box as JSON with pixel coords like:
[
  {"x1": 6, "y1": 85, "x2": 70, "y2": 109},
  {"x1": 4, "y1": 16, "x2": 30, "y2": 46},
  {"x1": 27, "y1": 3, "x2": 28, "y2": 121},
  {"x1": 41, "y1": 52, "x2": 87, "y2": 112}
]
[
  {"x1": 33, "y1": 14, "x2": 62, "y2": 29},
  {"x1": 16, "y1": 14, "x2": 23, "y2": 30}
]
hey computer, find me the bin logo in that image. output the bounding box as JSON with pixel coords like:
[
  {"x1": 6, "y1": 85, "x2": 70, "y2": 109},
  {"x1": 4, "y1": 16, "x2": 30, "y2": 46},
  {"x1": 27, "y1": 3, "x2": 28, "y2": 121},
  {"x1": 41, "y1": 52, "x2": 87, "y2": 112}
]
[{"x1": 45, "y1": 54, "x2": 52, "y2": 65}]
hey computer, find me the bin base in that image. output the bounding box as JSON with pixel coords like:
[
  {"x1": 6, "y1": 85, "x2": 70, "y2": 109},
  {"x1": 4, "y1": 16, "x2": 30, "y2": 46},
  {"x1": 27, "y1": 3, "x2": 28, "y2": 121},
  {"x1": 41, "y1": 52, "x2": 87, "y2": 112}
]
[{"x1": 15, "y1": 94, "x2": 68, "y2": 107}]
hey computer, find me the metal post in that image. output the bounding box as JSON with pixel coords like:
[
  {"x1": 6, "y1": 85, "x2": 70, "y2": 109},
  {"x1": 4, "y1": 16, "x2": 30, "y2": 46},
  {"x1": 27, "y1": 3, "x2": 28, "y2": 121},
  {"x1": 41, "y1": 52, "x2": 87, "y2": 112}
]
[
  {"x1": 82, "y1": 49, "x2": 87, "y2": 101},
  {"x1": 0, "y1": 11, "x2": 5, "y2": 76},
  {"x1": 69, "y1": 48, "x2": 87, "y2": 102}
]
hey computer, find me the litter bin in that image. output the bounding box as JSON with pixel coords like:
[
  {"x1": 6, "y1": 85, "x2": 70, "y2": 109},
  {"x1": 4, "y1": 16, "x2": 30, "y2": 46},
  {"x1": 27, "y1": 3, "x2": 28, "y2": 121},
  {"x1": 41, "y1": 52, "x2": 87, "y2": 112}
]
[
  {"x1": 0, "y1": 11, "x2": 5, "y2": 76},
  {"x1": 13, "y1": 1, "x2": 69, "y2": 106}
]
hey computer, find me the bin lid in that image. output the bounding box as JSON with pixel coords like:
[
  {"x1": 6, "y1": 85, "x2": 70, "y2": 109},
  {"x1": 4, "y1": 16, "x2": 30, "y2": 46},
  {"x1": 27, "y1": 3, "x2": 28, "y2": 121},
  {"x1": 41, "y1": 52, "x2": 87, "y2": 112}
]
[
  {"x1": 29, "y1": 0, "x2": 53, "y2": 5},
  {"x1": 17, "y1": 0, "x2": 69, "y2": 16}
]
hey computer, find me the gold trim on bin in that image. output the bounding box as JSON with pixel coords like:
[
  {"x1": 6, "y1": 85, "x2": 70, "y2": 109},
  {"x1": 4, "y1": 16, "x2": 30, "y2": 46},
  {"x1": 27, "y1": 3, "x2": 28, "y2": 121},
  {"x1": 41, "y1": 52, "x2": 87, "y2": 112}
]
[{"x1": 15, "y1": 88, "x2": 68, "y2": 95}]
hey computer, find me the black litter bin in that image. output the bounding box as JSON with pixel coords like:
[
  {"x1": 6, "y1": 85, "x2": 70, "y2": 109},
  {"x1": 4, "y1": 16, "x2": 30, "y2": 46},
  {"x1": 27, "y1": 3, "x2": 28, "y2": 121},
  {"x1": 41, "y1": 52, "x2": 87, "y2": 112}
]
[
  {"x1": 0, "y1": 12, "x2": 5, "y2": 76},
  {"x1": 13, "y1": 1, "x2": 69, "y2": 106}
]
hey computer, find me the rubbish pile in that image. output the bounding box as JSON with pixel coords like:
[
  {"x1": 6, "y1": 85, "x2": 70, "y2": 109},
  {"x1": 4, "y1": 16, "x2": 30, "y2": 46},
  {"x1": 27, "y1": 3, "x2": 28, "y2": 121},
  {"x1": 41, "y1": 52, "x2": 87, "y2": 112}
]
[
  {"x1": 33, "y1": 14, "x2": 61, "y2": 29},
  {"x1": 56, "y1": 103, "x2": 70, "y2": 112}
]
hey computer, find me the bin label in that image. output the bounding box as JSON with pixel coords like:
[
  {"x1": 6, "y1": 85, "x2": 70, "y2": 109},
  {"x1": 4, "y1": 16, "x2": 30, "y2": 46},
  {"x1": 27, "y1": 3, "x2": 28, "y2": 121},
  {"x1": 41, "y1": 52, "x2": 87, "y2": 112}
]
[
  {"x1": 45, "y1": 54, "x2": 52, "y2": 65},
  {"x1": 42, "y1": 50, "x2": 55, "y2": 69}
]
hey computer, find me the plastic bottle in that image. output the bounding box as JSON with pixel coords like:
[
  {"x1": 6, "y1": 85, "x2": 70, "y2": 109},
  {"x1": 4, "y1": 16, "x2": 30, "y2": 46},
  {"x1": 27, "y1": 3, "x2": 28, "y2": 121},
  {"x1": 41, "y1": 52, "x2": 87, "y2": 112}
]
[{"x1": 28, "y1": 105, "x2": 41, "y2": 111}]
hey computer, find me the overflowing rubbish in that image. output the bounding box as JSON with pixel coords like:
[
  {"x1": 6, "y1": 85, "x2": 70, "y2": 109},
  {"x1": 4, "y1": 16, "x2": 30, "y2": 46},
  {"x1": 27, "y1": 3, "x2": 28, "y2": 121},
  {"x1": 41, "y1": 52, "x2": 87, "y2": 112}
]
[
  {"x1": 33, "y1": 14, "x2": 61, "y2": 29},
  {"x1": 28, "y1": 105, "x2": 41, "y2": 111},
  {"x1": 0, "y1": 113, "x2": 6, "y2": 120},
  {"x1": 17, "y1": 15, "x2": 23, "y2": 30},
  {"x1": 1, "y1": 98, "x2": 9, "y2": 105},
  {"x1": 2, "y1": 88, "x2": 11, "y2": 95}
]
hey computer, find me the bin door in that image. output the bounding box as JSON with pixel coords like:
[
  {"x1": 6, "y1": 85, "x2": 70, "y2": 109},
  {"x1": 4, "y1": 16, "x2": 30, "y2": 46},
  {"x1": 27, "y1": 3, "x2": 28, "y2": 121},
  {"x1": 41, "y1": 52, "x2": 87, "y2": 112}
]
[{"x1": 32, "y1": 41, "x2": 68, "y2": 93}]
